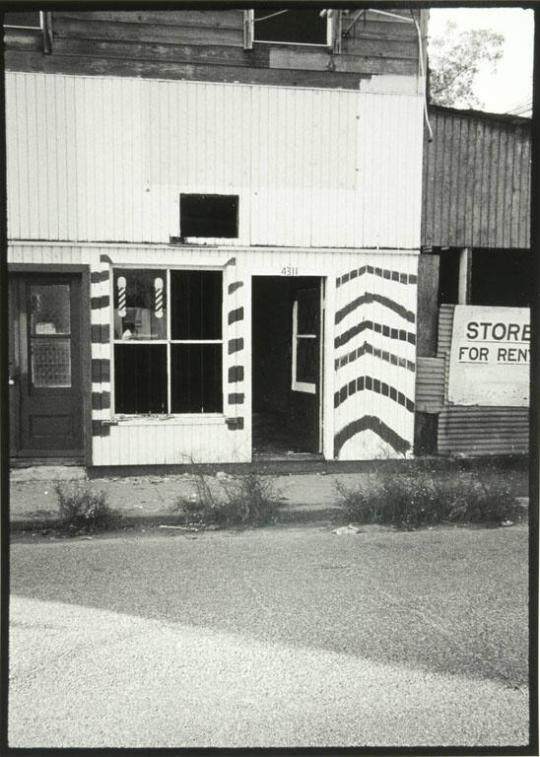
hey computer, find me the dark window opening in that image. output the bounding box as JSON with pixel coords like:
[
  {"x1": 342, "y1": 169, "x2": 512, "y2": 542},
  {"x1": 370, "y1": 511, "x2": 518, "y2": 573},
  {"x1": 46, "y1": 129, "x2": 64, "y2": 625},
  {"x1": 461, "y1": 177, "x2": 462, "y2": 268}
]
[
  {"x1": 254, "y1": 8, "x2": 327, "y2": 44},
  {"x1": 180, "y1": 194, "x2": 238, "y2": 239},
  {"x1": 438, "y1": 249, "x2": 460, "y2": 305},
  {"x1": 171, "y1": 344, "x2": 222, "y2": 413},
  {"x1": 171, "y1": 270, "x2": 222, "y2": 340},
  {"x1": 4, "y1": 12, "x2": 41, "y2": 28},
  {"x1": 470, "y1": 249, "x2": 532, "y2": 307},
  {"x1": 115, "y1": 344, "x2": 167, "y2": 414}
]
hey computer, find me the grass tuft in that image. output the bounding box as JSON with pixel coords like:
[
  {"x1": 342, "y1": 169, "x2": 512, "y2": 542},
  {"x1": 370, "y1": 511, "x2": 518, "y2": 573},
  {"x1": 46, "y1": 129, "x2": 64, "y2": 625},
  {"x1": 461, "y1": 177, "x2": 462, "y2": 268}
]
[{"x1": 54, "y1": 481, "x2": 121, "y2": 535}]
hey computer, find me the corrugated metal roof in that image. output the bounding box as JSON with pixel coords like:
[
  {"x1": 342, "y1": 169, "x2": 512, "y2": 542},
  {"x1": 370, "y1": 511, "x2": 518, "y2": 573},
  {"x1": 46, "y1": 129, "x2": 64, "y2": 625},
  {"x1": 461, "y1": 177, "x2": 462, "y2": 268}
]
[{"x1": 422, "y1": 106, "x2": 531, "y2": 250}]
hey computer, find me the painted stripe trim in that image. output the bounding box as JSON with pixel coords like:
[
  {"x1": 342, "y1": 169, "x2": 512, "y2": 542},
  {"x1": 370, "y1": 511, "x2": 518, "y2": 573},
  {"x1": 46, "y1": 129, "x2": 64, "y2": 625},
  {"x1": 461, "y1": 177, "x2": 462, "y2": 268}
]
[
  {"x1": 225, "y1": 417, "x2": 244, "y2": 430},
  {"x1": 91, "y1": 359, "x2": 111, "y2": 382},
  {"x1": 92, "y1": 420, "x2": 111, "y2": 437},
  {"x1": 335, "y1": 321, "x2": 416, "y2": 349},
  {"x1": 336, "y1": 266, "x2": 417, "y2": 287},
  {"x1": 228, "y1": 393, "x2": 245, "y2": 405},
  {"x1": 91, "y1": 295, "x2": 110, "y2": 309},
  {"x1": 91, "y1": 324, "x2": 110, "y2": 343},
  {"x1": 92, "y1": 391, "x2": 111, "y2": 410},
  {"x1": 334, "y1": 375, "x2": 414, "y2": 412},
  {"x1": 334, "y1": 415, "x2": 411, "y2": 457},
  {"x1": 90, "y1": 270, "x2": 110, "y2": 284},
  {"x1": 228, "y1": 365, "x2": 244, "y2": 383},
  {"x1": 335, "y1": 341, "x2": 415, "y2": 372},
  {"x1": 335, "y1": 293, "x2": 415, "y2": 325},
  {"x1": 228, "y1": 307, "x2": 244, "y2": 325},
  {"x1": 100, "y1": 254, "x2": 113, "y2": 264},
  {"x1": 228, "y1": 281, "x2": 244, "y2": 295},
  {"x1": 228, "y1": 338, "x2": 244, "y2": 354}
]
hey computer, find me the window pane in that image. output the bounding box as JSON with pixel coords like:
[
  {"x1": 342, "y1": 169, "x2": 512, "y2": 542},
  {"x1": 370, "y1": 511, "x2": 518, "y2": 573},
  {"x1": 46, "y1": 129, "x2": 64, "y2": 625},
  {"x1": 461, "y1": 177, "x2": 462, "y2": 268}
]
[
  {"x1": 297, "y1": 288, "x2": 319, "y2": 335},
  {"x1": 171, "y1": 344, "x2": 222, "y2": 413},
  {"x1": 114, "y1": 269, "x2": 167, "y2": 340},
  {"x1": 296, "y1": 338, "x2": 317, "y2": 384},
  {"x1": 254, "y1": 9, "x2": 326, "y2": 44},
  {"x1": 30, "y1": 284, "x2": 70, "y2": 335},
  {"x1": 4, "y1": 12, "x2": 41, "y2": 28},
  {"x1": 171, "y1": 270, "x2": 222, "y2": 340},
  {"x1": 31, "y1": 338, "x2": 71, "y2": 388},
  {"x1": 115, "y1": 345, "x2": 167, "y2": 414}
]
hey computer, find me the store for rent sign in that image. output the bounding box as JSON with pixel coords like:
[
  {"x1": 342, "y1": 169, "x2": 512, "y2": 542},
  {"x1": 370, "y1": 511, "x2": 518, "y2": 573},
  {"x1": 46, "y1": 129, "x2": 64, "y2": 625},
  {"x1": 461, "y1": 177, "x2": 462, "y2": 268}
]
[{"x1": 448, "y1": 305, "x2": 530, "y2": 407}]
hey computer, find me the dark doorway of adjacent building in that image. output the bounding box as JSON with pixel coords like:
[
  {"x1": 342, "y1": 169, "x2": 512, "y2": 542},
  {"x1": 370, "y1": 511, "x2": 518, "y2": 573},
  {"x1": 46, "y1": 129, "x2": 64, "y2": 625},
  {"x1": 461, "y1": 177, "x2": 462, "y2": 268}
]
[{"x1": 252, "y1": 276, "x2": 323, "y2": 459}]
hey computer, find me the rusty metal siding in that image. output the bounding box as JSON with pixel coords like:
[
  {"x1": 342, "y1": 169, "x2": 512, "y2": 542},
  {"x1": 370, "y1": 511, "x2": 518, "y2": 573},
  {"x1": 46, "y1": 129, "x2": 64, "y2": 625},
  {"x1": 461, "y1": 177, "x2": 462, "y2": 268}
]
[
  {"x1": 437, "y1": 406, "x2": 529, "y2": 455},
  {"x1": 434, "y1": 302, "x2": 529, "y2": 456},
  {"x1": 422, "y1": 106, "x2": 531, "y2": 250},
  {"x1": 415, "y1": 357, "x2": 445, "y2": 413},
  {"x1": 6, "y1": 71, "x2": 424, "y2": 250}
]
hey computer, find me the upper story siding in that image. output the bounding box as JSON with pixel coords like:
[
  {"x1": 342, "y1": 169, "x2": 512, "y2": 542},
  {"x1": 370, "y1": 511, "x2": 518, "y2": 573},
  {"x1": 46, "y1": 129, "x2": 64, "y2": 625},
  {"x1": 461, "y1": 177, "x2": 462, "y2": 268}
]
[
  {"x1": 5, "y1": 71, "x2": 424, "y2": 249},
  {"x1": 4, "y1": 8, "x2": 426, "y2": 88},
  {"x1": 422, "y1": 106, "x2": 531, "y2": 250}
]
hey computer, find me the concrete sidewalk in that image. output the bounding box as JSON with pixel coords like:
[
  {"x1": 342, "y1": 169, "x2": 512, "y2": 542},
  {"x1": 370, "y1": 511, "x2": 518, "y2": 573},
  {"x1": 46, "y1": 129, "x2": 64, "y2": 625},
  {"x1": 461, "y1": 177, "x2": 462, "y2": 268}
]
[
  {"x1": 9, "y1": 465, "x2": 345, "y2": 528},
  {"x1": 9, "y1": 461, "x2": 529, "y2": 530}
]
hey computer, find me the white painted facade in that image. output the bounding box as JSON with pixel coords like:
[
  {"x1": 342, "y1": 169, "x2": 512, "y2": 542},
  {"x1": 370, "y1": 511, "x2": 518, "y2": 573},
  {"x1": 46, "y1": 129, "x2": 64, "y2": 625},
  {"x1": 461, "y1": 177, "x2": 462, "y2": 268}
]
[
  {"x1": 6, "y1": 72, "x2": 424, "y2": 249},
  {"x1": 7, "y1": 71, "x2": 425, "y2": 465}
]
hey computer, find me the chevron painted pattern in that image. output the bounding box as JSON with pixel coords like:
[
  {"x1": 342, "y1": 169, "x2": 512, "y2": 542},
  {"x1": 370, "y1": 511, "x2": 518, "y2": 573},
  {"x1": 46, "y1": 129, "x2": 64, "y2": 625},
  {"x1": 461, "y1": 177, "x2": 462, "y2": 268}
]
[{"x1": 333, "y1": 255, "x2": 418, "y2": 460}]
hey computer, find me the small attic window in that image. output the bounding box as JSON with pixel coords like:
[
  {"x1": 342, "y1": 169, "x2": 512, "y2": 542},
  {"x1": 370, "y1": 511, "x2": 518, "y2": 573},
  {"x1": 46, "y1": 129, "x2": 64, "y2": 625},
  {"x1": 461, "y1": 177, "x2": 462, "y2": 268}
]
[
  {"x1": 254, "y1": 8, "x2": 328, "y2": 45},
  {"x1": 3, "y1": 11, "x2": 42, "y2": 29},
  {"x1": 180, "y1": 194, "x2": 239, "y2": 239}
]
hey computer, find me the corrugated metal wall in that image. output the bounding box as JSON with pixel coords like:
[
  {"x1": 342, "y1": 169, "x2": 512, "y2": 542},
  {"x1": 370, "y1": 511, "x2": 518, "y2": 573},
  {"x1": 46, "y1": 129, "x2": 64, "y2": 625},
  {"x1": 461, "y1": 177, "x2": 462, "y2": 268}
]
[
  {"x1": 422, "y1": 106, "x2": 531, "y2": 250},
  {"x1": 6, "y1": 71, "x2": 424, "y2": 249},
  {"x1": 434, "y1": 304, "x2": 529, "y2": 455}
]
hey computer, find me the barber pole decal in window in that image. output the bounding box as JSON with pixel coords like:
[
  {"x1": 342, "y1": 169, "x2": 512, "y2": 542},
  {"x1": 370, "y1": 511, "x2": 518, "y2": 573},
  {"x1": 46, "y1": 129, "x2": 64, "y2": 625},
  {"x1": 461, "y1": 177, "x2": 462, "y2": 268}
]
[
  {"x1": 154, "y1": 277, "x2": 164, "y2": 319},
  {"x1": 117, "y1": 276, "x2": 127, "y2": 318}
]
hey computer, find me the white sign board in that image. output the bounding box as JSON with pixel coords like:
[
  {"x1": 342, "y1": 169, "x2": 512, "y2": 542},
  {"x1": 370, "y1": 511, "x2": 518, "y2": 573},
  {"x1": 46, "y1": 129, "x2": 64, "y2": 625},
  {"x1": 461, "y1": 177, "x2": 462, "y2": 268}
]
[{"x1": 448, "y1": 306, "x2": 530, "y2": 407}]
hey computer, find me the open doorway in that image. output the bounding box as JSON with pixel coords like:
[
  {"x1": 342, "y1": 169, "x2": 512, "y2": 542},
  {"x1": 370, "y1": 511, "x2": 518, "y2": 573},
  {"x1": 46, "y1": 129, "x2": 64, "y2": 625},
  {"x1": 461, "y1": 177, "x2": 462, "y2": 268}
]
[{"x1": 252, "y1": 276, "x2": 324, "y2": 458}]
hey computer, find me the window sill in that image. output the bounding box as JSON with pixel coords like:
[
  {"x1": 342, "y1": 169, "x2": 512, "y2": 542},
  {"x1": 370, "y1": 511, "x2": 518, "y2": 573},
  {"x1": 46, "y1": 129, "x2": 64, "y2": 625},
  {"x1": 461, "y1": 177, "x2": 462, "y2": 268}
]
[{"x1": 110, "y1": 414, "x2": 226, "y2": 426}]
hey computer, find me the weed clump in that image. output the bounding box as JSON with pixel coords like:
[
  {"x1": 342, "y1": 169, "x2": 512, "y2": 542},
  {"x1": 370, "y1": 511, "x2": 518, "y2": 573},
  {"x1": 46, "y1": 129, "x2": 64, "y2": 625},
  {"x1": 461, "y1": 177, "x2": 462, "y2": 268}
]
[
  {"x1": 55, "y1": 482, "x2": 120, "y2": 535},
  {"x1": 336, "y1": 470, "x2": 526, "y2": 531},
  {"x1": 174, "y1": 472, "x2": 281, "y2": 529}
]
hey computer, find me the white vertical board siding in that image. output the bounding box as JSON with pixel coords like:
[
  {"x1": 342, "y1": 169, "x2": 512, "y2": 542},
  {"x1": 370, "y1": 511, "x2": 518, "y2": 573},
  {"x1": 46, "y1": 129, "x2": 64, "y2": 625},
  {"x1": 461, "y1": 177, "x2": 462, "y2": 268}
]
[{"x1": 6, "y1": 72, "x2": 423, "y2": 249}]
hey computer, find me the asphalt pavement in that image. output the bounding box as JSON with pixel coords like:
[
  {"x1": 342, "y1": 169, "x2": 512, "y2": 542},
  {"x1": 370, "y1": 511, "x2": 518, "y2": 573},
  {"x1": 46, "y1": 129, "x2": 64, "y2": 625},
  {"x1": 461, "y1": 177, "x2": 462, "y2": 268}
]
[{"x1": 8, "y1": 523, "x2": 530, "y2": 748}]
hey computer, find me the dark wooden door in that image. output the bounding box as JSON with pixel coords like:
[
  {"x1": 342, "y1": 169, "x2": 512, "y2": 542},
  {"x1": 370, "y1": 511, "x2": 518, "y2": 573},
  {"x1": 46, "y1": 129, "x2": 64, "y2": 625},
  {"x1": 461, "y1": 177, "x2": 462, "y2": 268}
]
[
  {"x1": 11, "y1": 275, "x2": 83, "y2": 457},
  {"x1": 289, "y1": 284, "x2": 322, "y2": 453}
]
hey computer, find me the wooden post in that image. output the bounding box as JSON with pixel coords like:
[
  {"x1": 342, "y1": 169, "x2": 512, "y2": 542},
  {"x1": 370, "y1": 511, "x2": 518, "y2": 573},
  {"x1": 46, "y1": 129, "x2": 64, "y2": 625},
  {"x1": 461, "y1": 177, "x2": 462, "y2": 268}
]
[{"x1": 458, "y1": 247, "x2": 471, "y2": 304}]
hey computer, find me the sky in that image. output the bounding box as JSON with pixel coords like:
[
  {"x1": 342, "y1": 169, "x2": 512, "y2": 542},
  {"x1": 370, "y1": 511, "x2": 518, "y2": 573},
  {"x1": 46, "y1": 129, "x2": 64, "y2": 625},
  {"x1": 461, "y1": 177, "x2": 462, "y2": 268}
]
[{"x1": 428, "y1": 8, "x2": 534, "y2": 115}]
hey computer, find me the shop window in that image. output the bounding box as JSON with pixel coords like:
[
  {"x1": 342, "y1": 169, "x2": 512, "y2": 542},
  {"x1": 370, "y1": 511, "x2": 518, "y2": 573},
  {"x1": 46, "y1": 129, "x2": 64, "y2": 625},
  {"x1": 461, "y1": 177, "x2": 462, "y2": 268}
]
[
  {"x1": 113, "y1": 269, "x2": 222, "y2": 414},
  {"x1": 470, "y1": 249, "x2": 532, "y2": 307},
  {"x1": 180, "y1": 194, "x2": 238, "y2": 239},
  {"x1": 254, "y1": 8, "x2": 328, "y2": 45},
  {"x1": 3, "y1": 11, "x2": 42, "y2": 29}
]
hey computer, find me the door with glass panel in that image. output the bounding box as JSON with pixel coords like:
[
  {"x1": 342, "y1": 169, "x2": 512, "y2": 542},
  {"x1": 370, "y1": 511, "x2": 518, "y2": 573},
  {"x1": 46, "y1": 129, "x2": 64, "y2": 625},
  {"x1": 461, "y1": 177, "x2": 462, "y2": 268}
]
[{"x1": 10, "y1": 275, "x2": 83, "y2": 456}]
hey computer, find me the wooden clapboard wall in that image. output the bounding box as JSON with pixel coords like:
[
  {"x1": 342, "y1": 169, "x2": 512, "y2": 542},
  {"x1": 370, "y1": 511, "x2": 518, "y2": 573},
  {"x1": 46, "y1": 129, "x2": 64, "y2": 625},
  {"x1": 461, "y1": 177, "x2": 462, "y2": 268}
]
[
  {"x1": 4, "y1": 8, "x2": 425, "y2": 87},
  {"x1": 422, "y1": 106, "x2": 531, "y2": 250}
]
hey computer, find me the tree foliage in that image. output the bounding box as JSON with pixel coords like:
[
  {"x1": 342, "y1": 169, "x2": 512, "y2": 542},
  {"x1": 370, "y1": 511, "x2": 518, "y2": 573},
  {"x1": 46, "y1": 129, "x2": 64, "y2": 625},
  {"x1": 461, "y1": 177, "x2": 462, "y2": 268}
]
[{"x1": 429, "y1": 21, "x2": 504, "y2": 109}]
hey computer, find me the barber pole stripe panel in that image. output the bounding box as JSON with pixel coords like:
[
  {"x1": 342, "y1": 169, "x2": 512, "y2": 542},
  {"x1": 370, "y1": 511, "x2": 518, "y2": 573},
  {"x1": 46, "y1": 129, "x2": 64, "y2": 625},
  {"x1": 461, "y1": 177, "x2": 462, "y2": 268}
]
[
  {"x1": 333, "y1": 253, "x2": 418, "y2": 460},
  {"x1": 223, "y1": 271, "x2": 248, "y2": 429},
  {"x1": 90, "y1": 260, "x2": 113, "y2": 442}
]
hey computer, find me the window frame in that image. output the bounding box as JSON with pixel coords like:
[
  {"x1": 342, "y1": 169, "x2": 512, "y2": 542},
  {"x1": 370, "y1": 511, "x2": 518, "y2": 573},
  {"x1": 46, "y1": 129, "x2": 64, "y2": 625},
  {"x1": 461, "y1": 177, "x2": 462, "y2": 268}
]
[
  {"x1": 111, "y1": 266, "x2": 225, "y2": 418},
  {"x1": 291, "y1": 298, "x2": 317, "y2": 395},
  {"x1": 3, "y1": 10, "x2": 44, "y2": 30},
  {"x1": 250, "y1": 8, "x2": 337, "y2": 49}
]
